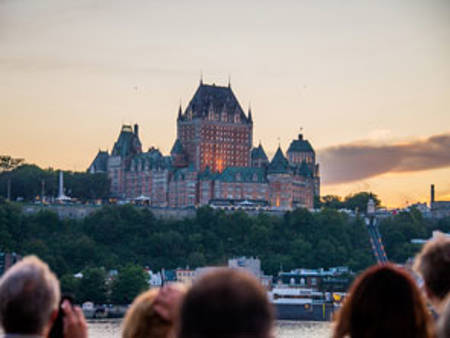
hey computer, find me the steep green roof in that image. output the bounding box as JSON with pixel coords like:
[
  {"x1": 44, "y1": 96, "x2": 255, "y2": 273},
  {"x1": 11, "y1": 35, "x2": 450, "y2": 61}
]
[
  {"x1": 181, "y1": 83, "x2": 250, "y2": 123},
  {"x1": 287, "y1": 134, "x2": 314, "y2": 153},
  {"x1": 298, "y1": 161, "x2": 313, "y2": 178},
  {"x1": 268, "y1": 147, "x2": 289, "y2": 174},
  {"x1": 217, "y1": 167, "x2": 267, "y2": 183},
  {"x1": 88, "y1": 150, "x2": 109, "y2": 172},
  {"x1": 170, "y1": 139, "x2": 184, "y2": 155},
  {"x1": 251, "y1": 144, "x2": 268, "y2": 161},
  {"x1": 198, "y1": 166, "x2": 219, "y2": 180},
  {"x1": 112, "y1": 125, "x2": 142, "y2": 157},
  {"x1": 130, "y1": 149, "x2": 172, "y2": 170}
]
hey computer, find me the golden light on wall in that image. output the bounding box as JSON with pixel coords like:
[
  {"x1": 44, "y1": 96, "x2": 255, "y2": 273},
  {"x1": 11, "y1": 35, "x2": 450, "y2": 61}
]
[{"x1": 216, "y1": 157, "x2": 224, "y2": 173}]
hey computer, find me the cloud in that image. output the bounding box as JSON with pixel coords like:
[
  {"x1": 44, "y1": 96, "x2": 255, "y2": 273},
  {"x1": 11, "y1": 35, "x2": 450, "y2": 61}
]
[{"x1": 318, "y1": 132, "x2": 450, "y2": 185}]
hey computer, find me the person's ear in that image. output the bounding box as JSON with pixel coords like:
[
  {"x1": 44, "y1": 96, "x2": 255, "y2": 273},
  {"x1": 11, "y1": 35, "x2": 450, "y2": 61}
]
[
  {"x1": 44, "y1": 309, "x2": 59, "y2": 338},
  {"x1": 49, "y1": 308, "x2": 59, "y2": 327}
]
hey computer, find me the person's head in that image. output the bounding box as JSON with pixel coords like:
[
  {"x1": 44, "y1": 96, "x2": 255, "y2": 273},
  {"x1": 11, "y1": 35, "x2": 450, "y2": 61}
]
[
  {"x1": 0, "y1": 255, "x2": 60, "y2": 335},
  {"x1": 333, "y1": 264, "x2": 433, "y2": 338},
  {"x1": 123, "y1": 284, "x2": 187, "y2": 338},
  {"x1": 414, "y1": 233, "x2": 450, "y2": 309},
  {"x1": 178, "y1": 268, "x2": 273, "y2": 338}
]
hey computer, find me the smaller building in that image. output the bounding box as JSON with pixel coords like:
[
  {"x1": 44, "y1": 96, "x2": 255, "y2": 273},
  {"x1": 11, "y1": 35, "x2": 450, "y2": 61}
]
[
  {"x1": 276, "y1": 266, "x2": 351, "y2": 292},
  {"x1": 228, "y1": 256, "x2": 262, "y2": 278},
  {"x1": 161, "y1": 269, "x2": 177, "y2": 284},
  {"x1": 147, "y1": 270, "x2": 162, "y2": 287},
  {"x1": 430, "y1": 184, "x2": 450, "y2": 219},
  {"x1": 175, "y1": 268, "x2": 195, "y2": 285}
]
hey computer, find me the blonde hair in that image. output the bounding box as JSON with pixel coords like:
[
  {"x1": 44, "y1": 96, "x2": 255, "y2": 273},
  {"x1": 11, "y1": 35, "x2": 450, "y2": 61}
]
[{"x1": 122, "y1": 288, "x2": 174, "y2": 338}]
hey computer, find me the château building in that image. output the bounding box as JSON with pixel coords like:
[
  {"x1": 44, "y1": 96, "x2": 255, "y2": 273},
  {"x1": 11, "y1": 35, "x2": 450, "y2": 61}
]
[{"x1": 88, "y1": 81, "x2": 320, "y2": 210}]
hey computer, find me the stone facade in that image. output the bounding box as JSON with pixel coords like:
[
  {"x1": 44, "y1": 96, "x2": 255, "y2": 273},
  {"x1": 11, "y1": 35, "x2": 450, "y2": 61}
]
[{"x1": 88, "y1": 82, "x2": 320, "y2": 210}]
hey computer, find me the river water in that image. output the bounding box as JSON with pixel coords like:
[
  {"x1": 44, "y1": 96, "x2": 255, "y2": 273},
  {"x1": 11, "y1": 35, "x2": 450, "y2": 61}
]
[{"x1": 88, "y1": 319, "x2": 331, "y2": 338}]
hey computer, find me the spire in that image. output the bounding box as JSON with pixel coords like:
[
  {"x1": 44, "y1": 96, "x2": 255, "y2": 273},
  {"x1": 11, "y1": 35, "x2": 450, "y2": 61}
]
[
  {"x1": 200, "y1": 71, "x2": 203, "y2": 85},
  {"x1": 178, "y1": 104, "x2": 182, "y2": 119},
  {"x1": 248, "y1": 104, "x2": 252, "y2": 122},
  {"x1": 268, "y1": 146, "x2": 289, "y2": 174},
  {"x1": 228, "y1": 74, "x2": 231, "y2": 88}
]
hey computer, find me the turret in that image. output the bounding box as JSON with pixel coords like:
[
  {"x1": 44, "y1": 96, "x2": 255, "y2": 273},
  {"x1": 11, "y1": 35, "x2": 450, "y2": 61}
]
[
  {"x1": 267, "y1": 147, "x2": 292, "y2": 209},
  {"x1": 287, "y1": 133, "x2": 315, "y2": 166},
  {"x1": 170, "y1": 139, "x2": 188, "y2": 168},
  {"x1": 251, "y1": 142, "x2": 268, "y2": 168},
  {"x1": 268, "y1": 147, "x2": 289, "y2": 174}
]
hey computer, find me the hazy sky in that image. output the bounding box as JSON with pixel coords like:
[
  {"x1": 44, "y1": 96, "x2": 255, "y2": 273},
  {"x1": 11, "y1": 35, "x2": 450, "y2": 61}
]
[{"x1": 1, "y1": 0, "x2": 449, "y2": 207}]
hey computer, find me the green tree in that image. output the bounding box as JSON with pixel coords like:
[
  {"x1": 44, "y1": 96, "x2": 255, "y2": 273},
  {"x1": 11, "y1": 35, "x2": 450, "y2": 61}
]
[
  {"x1": 60, "y1": 274, "x2": 81, "y2": 298},
  {"x1": 321, "y1": 195, "x2": 343, "y2": 209},
  {"x1": 78, "y1": 267, "x2": 107, "y2": 304},
  {"x1": 0, "y1": 156, "x2": 24, "y2": 201},
  {"x1": 110, "y1": 264, "x2": 148, "y2": 304},
  {"x1": 343, "y1": 192, "x2": 381, "y2": 212}
]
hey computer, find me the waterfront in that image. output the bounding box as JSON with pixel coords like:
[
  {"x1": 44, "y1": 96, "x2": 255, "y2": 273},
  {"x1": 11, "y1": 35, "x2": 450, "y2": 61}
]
[{"x1": 88, "y1": 319, "x2": 331, "y2": 338}]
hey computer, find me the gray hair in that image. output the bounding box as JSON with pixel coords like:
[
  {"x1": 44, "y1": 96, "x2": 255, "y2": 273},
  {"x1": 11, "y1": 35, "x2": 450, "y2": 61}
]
[{"x1": 0, "y1": 255, "x2": 60, "y2": 334}]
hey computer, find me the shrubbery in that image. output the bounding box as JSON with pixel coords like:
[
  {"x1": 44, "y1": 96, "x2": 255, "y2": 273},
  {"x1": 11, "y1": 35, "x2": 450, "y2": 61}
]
[{"x1": 1, "y1": 199, "x2": 449, "y2": 302}]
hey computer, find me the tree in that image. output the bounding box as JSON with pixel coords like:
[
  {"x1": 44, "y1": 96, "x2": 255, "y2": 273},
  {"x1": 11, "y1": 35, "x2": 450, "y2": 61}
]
[
  {"x1": 344, "y1": 192, "x2": 381, "y2": 212},
  {"x1": 60, "y1": 274, "x2": 80, "y2": 298},
  {"x1": 110, "y1": 264, "x2": 148, "y2": 304},
  {"x1": 78, "y1": 267, "x2": 107, "y2": 304},
  {"x1": 321, "y1": 195, "x2": 343, "y2": 209},
  {"x1": 0, "y1": 156, "x2": 24, "y2": 201}
]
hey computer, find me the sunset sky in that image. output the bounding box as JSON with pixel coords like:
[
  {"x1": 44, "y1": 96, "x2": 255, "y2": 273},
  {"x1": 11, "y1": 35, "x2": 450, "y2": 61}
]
[{"x1": 1, "y1": 0, "x2": 449, "y2": 207}]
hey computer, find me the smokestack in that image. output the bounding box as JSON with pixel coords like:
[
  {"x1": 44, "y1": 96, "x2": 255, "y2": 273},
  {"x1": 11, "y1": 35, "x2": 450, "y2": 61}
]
[
  {"x1": 431, "y1": 184, "x2": 435, "y2": 205},
  {"x1": 134, "y1": 124, "x2": 139, "y2": 137}
]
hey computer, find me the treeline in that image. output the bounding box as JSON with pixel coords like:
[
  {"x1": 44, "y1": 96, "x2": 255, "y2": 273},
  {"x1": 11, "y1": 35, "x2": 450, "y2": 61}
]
[
  {"x1": 2, "y1": 199, "x2": 449, "y2": 279},
  {"x1": 315, "y1": 192, "x2": 381, "y2": 211},
  {"x1": 0, "y1": 164, "x2": 110, "y2": 201},
  {"x1": 60, "y1": 264, "x2": 149, "y2": 304}
]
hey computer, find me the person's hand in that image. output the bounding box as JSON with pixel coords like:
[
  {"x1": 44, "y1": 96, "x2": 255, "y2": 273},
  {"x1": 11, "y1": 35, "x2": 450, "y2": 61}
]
[
  {"x1": 62, "y1": 300, "x2": 88, "y2": 338},
  {"x1": 153, "y1": 284, "x2": 186, "y2": 322}
]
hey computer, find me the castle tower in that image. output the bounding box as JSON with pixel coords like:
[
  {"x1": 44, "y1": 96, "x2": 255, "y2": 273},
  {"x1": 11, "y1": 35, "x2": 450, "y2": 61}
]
[
  {"x1": 267, "y1": 147, "x2": 292, "y2": 209},
  {"x1": 177, "y1": 82, "x2": 253, "y2": 172},
  {"x1": 251, "y1": 142, "x2": 269, "y2": 168},
  {"x1": 170, "y1": 139, "x2": 188, "y2": 168},
  {"x1": 108, "y1": 124, "x2": 143, "y2": 198},
  {"x1": 287, "y1": 133, "x2": 320, "y2": 197}
]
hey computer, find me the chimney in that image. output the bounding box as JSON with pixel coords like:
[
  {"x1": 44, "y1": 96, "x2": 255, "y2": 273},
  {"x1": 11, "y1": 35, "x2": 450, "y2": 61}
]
[
  {"x1": 134, "y1": 124, "x2": 139, "y2": 137},
  {"x1": 298, "y1": 134, "x2": 303, "y2": 140},
  {"x1": 431, "y1": 184, "x2": 435, "y2": 205}
]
